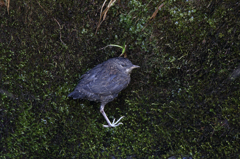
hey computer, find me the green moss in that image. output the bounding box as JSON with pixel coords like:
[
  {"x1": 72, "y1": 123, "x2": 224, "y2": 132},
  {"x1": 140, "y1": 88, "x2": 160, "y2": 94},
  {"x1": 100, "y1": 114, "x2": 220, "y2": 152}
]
[{"x1": 0, "y1": 0, "x2": 240, "y2": 158}]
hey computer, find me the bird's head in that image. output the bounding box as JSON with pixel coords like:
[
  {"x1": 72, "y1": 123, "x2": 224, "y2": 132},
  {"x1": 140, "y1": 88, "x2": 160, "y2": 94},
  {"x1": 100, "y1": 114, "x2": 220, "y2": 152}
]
[{"x1": 114, "y1": 57, "x2": 140, "y2": 75}]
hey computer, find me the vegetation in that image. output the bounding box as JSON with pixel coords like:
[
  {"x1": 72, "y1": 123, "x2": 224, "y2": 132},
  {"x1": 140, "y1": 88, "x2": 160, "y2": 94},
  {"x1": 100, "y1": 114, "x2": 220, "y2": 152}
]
[{"x1": 0, "y1": 0, "x2": 239, "y2": 158}]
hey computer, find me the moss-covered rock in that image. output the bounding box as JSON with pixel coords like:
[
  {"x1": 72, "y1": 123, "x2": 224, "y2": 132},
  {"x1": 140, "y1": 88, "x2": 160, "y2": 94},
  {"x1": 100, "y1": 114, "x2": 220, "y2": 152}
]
[{"x1": 0, "y1": 0, "x2": 239, "y2": 158}]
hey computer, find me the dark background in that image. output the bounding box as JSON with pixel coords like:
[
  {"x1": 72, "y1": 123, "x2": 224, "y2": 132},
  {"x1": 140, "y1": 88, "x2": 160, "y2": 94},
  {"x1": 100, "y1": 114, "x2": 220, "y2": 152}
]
[{"x1": 0, "y1": 0, "x2": 240, "y2": 158}]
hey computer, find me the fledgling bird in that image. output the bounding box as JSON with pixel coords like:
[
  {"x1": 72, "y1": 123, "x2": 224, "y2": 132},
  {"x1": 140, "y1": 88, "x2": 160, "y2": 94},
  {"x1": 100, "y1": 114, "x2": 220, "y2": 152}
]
[{"x1": 68, "y1": 57, "x2": 140, "y2": 128}]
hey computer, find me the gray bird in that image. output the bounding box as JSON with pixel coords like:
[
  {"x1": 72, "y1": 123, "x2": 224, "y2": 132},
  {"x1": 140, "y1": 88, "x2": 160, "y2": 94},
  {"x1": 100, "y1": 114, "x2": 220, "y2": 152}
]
[{"x1": 68, "y1": 57, "x2": 140, "y2": 128}]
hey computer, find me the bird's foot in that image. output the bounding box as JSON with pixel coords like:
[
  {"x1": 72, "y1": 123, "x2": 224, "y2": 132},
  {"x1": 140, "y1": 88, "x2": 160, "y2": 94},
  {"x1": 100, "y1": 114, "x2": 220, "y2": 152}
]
[{"x1": 103, "y1": 116, "x2": 125, "y2": 128}]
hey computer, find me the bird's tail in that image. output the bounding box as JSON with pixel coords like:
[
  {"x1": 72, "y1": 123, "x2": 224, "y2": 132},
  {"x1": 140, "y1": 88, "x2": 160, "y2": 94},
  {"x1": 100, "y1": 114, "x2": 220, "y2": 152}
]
[{"x1": 68, "y1": 91, "x2": 85, "y2": 99}]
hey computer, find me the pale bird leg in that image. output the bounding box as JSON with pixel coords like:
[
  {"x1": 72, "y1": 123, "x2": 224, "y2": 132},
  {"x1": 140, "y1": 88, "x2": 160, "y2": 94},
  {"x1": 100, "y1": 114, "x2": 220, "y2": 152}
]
[{"x1": 100, "y1": 104, "x2": 124, "y2": 128}]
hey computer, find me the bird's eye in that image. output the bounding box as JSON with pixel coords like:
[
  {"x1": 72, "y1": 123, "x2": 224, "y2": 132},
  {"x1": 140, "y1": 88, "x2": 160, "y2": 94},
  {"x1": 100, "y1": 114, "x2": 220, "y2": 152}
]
[{"x1": 121, "y1": 64, "x2": 126, "y2": 67}]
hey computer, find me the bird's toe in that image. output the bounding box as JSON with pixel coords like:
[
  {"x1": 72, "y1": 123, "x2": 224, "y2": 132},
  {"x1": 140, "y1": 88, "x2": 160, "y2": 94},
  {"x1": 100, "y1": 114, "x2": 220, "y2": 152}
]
[{"x1": 103, "y1": 116, "x2": 124, "y2": 128}]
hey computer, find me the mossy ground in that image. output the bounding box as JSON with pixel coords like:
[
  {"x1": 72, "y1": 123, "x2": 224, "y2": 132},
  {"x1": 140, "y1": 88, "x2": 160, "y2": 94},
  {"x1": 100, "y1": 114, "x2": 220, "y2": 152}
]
[{"x1": 0, "y1": 0, "x2": 240, "y2": 158}]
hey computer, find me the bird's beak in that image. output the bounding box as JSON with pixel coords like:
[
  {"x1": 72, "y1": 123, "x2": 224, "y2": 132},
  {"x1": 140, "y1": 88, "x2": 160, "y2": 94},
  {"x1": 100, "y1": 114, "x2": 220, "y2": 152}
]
[
  {"x1": 131, "y1": 65, "x2": 140, "y2": 69},
  {"x1": 126, "y1": 65, "x2": 140, "y2": 74}
]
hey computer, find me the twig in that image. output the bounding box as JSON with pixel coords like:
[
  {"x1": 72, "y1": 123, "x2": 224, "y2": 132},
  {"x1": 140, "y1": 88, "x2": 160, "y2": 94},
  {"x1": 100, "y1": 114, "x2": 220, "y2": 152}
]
[
  {"x1": 37, "y1": 1, "x2": 66, "y2": 46},
  {"x1": 53, "y1": 18, "x2": 66, "y2": 46},
  {"x1": 95, "y1": 0, "x2": 116, "y2": 34}
]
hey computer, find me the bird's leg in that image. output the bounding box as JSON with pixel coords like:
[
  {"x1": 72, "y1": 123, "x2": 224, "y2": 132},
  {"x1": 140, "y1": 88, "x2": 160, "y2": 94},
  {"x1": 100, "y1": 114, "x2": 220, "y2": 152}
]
[{"x1": 100, "y1": 104, "x2": 124, "y2": 128}]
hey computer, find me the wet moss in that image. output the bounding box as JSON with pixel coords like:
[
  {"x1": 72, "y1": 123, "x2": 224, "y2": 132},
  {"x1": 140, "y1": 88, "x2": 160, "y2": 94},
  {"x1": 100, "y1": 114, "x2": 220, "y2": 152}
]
[{"x1": 0, "y1": 0, "x2": 240, "y2": 158}]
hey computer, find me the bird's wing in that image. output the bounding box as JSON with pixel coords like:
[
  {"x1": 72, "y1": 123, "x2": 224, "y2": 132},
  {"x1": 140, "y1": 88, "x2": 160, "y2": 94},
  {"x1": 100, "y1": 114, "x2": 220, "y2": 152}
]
[{"x1": 81, "y1": 69, "x2": 130, "y2": 96}]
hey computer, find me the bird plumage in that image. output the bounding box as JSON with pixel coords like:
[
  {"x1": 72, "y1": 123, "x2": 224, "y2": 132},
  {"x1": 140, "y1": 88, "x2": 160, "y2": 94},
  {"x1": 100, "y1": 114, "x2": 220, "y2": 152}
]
[{"x1": 68, "y1": 57, "x2": 139, "y2": 127}]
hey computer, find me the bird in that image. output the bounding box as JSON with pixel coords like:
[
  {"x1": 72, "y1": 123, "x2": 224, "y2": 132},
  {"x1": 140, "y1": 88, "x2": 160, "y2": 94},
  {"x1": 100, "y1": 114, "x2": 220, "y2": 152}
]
[{"x1": 68, "y1": 57, "x2": 140, "y2": 128}]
